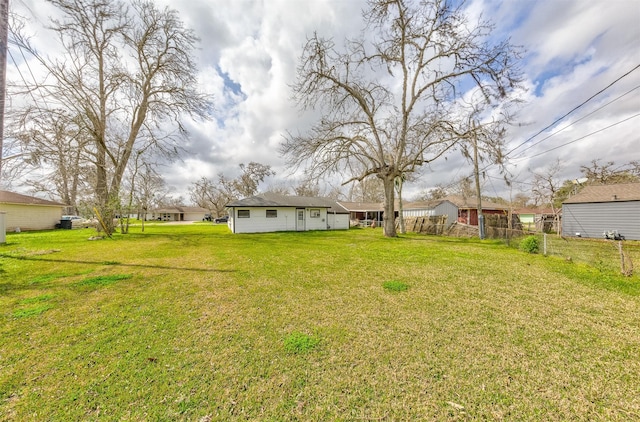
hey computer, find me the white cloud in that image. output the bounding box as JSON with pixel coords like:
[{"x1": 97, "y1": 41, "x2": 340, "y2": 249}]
[{"x1": 7, "y1": 0, "x2": 640, "y2": 201}]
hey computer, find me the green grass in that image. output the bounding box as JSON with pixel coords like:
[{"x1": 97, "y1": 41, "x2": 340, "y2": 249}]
[
  {"x1": 1, "y1": 225, "x2": 639, "y2": 420},
  {"x1": 75, "y1": 274, "x2": 132, "y2": 287},
  {"x1": 12, "y1": 304, "x2": 54, "y2": 318},
  {"x1": 382, "y1": 280, "x2": 409, "y2": 292},
  {"x1": 283, "y1": 332, "x2": 320, "y2": 354}
]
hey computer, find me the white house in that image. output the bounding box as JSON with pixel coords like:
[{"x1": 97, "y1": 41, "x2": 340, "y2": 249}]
[
  {"x1": 226, "y1": 193, "x2": 350, "y2": 234},
  {"x1": 0, "y1": 190, "x2": 66, "y2": 231}
]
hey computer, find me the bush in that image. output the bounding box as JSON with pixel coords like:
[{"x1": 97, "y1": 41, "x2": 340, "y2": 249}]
[{"x1": 520, "y1": 236, "x2": 539, "y2": 254}]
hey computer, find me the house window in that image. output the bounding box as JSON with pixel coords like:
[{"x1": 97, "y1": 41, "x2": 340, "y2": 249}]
[
  {"x1": 310, "y1": 209, "x2": 321, "y2": 218},
  {"x1": 266, "y1": 209, "x2": 277, "y2": 218},
  {"x1": 238, "y1": 210, "x2": 250, "y2": 218}
]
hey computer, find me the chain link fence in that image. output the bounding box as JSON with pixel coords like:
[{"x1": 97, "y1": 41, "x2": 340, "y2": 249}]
[
  {"x1": 400, "y1": 216, "x2": 639, "y2": 277},
  {"x1": 538, "y1": 234, "x2": 638, "y2": 277}
]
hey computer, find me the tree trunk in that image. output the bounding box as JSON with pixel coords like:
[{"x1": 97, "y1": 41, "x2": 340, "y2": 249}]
[
  {"x1": 395, "y1": 176, "x2": 406, "y2": 235},
  {"x1": 381, "y1": 175, "x2": 397, "y2": 237},
  {"x1": 95, "y1": 142, "x2": 114, "y2": 233}
]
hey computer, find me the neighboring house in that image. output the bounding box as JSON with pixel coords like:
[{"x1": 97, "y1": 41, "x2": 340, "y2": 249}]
[
  {"x1": 514, "y1": 207, "x2": 558, "y2": 232},
  {"x1": 337, "y1": 201, "x2": 386, "y2": 226},
  {"x1": 226, "y1": 193, "x2": 350, "y2": 234},
  {"x1": 444, "y1": 195, "x2": 509, "y2": 225},
  {"x1": 152, "y1": 206, "x2": 209, "y2": 222},
  {"x1": 562, "y1": 183, "x2": 640, "y2": 240},
  {"x1": 401, "y1": 199, "x2": 458, "y2": 228},
  {"x1": 0, "y1": 190, "x2": 66, "y2": 231}
]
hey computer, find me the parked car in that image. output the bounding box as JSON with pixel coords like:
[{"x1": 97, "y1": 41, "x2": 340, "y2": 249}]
[
  {"x1": 61, "y1": 215, "x2": 95, "y2": 229},
  {"x1": 203, "y1": 213, "x2": 212, "y2": 221},
  {"x1": 214, "y1": 215, "x2": 229, "y2": 223}
]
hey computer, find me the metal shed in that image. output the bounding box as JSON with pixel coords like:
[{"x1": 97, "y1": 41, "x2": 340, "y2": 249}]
[
  {"x1": 402, "y1": 199, "x2": 458, "y2": 228},
  {"x1": 562, "y1": 183, "x2": 640, "y2": 240}
]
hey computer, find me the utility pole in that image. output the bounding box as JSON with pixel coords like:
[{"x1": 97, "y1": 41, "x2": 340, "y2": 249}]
[
  {"x1": 472, "y1": 123, "x2": 485, "y2": 239},
  {"x1": 0, "y1": 0, "x2": 7, "y2": 179},
  {"x1": 0, "y1": 0, "x2": 7, "y2": 244}
]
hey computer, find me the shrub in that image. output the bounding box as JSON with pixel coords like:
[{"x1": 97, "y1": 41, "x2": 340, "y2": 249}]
[{"x1": 520, "y1": 236, "x2": 539, "y2": 254}]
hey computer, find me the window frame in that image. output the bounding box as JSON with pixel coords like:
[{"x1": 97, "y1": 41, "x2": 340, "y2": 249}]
[
  {"x1": 266, "y1": 209, "x2": 277, "y2": 218},
  {"x1": 237, "y1": 209, "x2": 250, "y2": 218},
  {"x1": 310, "y1": 209, "x2": 321, "y2": 218}
]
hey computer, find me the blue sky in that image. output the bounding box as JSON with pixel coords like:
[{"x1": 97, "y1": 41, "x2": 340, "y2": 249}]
[{"x1": 7, "y1": 0, "x2": 640, "y2": 201}]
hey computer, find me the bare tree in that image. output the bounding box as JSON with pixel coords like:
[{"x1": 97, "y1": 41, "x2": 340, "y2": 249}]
[
  {"x1": 451, "y1": 176, "x2": 475, "y2": 199},
  {"x1": 132, "y1": 162, "x2": 167, "y2": 231},
  {"x1": 10, "y1": 0, "x2": 211, "y2": 233},
  {"x1": 512, "y1": 192, "x2": 531, "y2": 208},
  {"x1": 8, "y1": 109, "x2": 91, "y2": 214},
  {"x1": 189, "y1": 175, "x2": 234, "y2": 218},
  {"x1": 189, "y1": 162, "x2": 275, "y2": 218},
  {"x1": 531, "y1": 159, "x2": 563, "y2": 234},
  {"x1": 348, "y1": 176, "x2": 385, "y2": 203},
  {"x1": 580, "y1": 159, "x2": 639, "y2": 185},
  {"x1": 231, "y1": 162, "x2": 275, "y2": 198},
  {"x1": 415, "y1": 184, "x2": 448, "y2": 201},
  {"x1": 292, "y1": 178, "x2": 321, "y2": 197},
  {"x1": 281, "y1": 0, "x2": 521, "y2": 237}
]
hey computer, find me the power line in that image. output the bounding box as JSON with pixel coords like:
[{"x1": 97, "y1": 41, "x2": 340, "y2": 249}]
[
  {"x1": 526, "y1": 112, "x2": 640, "y2": 159},
  {"x1": 506, "y1": 63, "x2": 640, "y2": 157},
  {"x1": 442, "y1": 110, "x2": 640, "y2": 196},
  {"x1": 7, "y1": 48, "x2": 44, "y2": 109},
  {"x1": 512, "y1": 84, "x2": 640, "y2": 158},
  {"x1": 435, "y1": 66, "x2": 640, "y2": 195}
]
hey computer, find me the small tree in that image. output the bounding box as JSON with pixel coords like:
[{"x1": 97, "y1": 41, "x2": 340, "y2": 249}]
[{"x1": 531, "y1": 159, "x2": 564, "y2": 234}]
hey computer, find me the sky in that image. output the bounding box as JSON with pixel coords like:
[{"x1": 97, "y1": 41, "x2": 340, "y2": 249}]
[{"x1": 6, "y1": 0, "x2": 640, "y2": 202}]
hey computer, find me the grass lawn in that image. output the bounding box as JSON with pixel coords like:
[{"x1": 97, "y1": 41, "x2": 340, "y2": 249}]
[{"x1": 1, "y1": 224, "x2": 639, "y2": 421}]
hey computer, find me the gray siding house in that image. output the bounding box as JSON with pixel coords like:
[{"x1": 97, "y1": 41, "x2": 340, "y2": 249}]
[{"x1": 562, "y1": 183, "x2": 640, "y2": 240}]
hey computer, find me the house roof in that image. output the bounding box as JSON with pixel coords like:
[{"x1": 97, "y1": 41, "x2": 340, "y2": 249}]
[
  {"x1": 336, "y1": 201, "x2": 384, "y2": 212},
  {"x1": 443, "y1": 195, "x2": 509, "y2": 210},
  {"x1": 227, "y1": 193, "x2": 349, "y2": 213},
  {"x1": 154, "y1": 206, "x2": 209, "y2": 213},
  {"x1": 402, "y1": 199, "x2": 456, "y2": 210},
  {"x1": 563, "y1": 183, "x2": 640, "y2": 204},
  {"x1": 514, "y1": 207, "x2": 556, "y2": 215},
  {"x1": 0, "y1": 190, "x2": 66, "y2": 207}
]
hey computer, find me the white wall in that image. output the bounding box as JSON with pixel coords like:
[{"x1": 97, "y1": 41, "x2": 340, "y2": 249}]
[
  {"x1": 232, "y1": 207, "x2": 297, "y2": 233},
  {"x1": 327, "y1": 213, "x2": 349, "y2": 230},
  {"x1": 305, "y1": 208, "x2": 329, "y2": 231},
  {"x1": 230, "y1": 207, "x2": 336, "y2": 233}
]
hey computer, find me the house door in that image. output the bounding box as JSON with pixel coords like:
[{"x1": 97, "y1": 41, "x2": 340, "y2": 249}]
[{"x1": 296, "y1": 208, "x2": 305, "y2": 231}]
